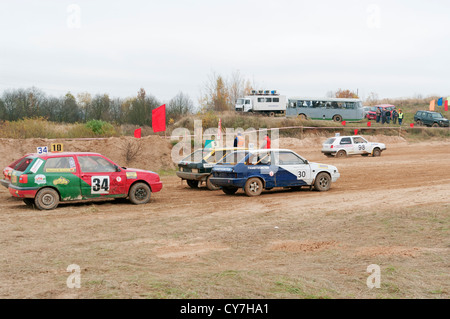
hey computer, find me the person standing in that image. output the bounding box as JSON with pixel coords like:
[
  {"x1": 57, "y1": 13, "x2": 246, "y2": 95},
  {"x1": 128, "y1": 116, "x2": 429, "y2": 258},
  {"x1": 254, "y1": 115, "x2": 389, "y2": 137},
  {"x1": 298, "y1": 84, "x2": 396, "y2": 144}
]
[
  {"x1": 381, "y1": 109, "x2": 386, "y2": 124},
  {"x1": 376, "y1": 107, "x2": 381, "y2": 123},
  {"x1": 392, "y1": 109, "x2": 399, "y2": 124},
  {"x1": 234, "y1": 132, "x2": 244, "y2": 147},
  {"x1": 385, "y1": 109, "x2": 391, "y2": 124},
  {"x1": 261, "y1": 134, "x2": 271, "y2": 149},
  {"x1": 398, "y1": 109, "x2": 404, "y2": 125}
]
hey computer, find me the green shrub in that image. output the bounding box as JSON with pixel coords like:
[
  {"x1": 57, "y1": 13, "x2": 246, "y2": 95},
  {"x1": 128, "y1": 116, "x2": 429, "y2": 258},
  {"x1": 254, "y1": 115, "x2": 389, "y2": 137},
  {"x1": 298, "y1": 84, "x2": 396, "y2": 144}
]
[{"x1": 85, "y1": 120, "x2": 117, "y2": 136}]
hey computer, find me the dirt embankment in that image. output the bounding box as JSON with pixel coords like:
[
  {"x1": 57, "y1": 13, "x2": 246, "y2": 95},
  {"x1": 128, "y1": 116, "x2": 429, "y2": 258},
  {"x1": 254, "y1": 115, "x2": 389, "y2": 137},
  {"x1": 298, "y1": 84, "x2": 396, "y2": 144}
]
[{"x1": 0, "y1": 135, "x2": 176, "y2": 172}]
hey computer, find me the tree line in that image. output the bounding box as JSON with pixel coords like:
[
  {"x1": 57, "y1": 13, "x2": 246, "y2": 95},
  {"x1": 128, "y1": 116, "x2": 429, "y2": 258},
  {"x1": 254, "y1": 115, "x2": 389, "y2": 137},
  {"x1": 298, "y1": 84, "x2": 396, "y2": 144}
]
[
  {"x1": 0, "y1": 87, "x2": 194, "y2": 126},
  {"x1": 0, "y1": 71, "x2": 255, "y2": 125}
]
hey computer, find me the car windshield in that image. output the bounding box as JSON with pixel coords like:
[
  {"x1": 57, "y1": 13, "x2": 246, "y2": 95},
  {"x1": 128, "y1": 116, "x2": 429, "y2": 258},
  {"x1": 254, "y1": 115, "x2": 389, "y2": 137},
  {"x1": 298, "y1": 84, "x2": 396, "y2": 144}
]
[
  {"x1": 324, "y1": 138, "x2": 335, "y2": 144},
  {"x1": 236, "y1": 99, "x2": 244, "y2": 105},
  {"x1": 432, "y1": 113, "x2": 444, "y2": 119},
  {"x1": 369, "y1": 106, "x2": 377, "y2": 112},
  {"x1": 218, "y1": 151, "x2": 249, "y2": 165}
]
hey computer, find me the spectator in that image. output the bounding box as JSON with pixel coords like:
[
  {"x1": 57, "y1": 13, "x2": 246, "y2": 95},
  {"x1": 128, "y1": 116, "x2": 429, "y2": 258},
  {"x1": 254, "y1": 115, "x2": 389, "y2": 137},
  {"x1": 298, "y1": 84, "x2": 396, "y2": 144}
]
[
  {"x1": 385, "y1": 109, "x2": 391, "y2": 124},
  {"x1": 261, "y1": 134, "x2": 271, "y2": 149},
  {"x1": 392, "y1": 109, "x2": 399, "y2": 124},
  {"x1": 381, "y1": 109, "x2": 387, "y2": 124},
  {"x1": 398, "y1": 109, "x2": 404, "y2": 125},
  {"x1": 234, "y1": 132, "x2": 244, "y2": 147},
  {"x1": 376, "y1": 107, "x2": 381, "y2": 123}
]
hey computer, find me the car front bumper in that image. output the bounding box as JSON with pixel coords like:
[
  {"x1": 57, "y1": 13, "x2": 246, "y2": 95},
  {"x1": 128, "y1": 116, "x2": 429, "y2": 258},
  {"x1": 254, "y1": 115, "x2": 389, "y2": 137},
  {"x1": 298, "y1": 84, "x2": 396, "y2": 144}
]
[{"x1": 150, "y1": 181, "x2": 163, "y2": 193}]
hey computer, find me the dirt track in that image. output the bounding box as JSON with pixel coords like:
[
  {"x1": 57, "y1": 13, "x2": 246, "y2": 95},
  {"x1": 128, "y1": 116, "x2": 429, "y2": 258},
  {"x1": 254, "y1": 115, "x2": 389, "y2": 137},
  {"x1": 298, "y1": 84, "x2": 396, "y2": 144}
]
[{"x1": 0, "y1": 137, "x2": 449, "y2": 298}]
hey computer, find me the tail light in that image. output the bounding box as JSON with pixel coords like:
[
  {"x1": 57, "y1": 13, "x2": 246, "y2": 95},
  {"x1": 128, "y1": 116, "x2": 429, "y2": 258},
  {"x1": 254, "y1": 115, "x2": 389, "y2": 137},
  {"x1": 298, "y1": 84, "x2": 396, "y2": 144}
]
[{"x1": 19, "y1": 174, "x2": 28, "y2": 184}]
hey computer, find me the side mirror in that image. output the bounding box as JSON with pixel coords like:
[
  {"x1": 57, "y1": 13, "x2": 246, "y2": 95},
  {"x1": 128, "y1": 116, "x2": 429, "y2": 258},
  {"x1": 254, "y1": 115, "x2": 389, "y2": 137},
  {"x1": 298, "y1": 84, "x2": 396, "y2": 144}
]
[{"x1": 115, "y1": 165, "x2": 121, "y2": 172}]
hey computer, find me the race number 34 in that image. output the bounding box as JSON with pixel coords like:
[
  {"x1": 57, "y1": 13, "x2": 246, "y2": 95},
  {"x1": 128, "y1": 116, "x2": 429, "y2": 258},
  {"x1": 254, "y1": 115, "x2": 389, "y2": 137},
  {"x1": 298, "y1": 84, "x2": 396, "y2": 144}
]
[{"x1": 91, "y1": 176, "x2": 109, "y2": 194}]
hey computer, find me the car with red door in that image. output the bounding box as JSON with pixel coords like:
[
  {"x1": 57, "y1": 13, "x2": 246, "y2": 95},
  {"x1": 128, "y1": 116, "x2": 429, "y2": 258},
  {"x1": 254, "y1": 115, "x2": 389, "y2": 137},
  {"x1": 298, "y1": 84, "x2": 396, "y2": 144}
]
[
  {"x1": 366, "y1": 104, "x2": 396, "y2": 120},
  {"x1": 8, "y1": 152, "x2": 162, "y2": 210}
]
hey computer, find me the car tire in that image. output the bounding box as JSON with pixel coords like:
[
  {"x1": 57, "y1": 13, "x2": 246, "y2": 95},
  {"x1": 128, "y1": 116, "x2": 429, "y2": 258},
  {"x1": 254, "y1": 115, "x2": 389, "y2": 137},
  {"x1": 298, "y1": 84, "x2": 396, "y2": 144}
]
[
  {"x1": 222, "y1": 187, "x2": 238, "y2": 195},
  {"x1": 35, "y1": 188, "x2": 60, "y2": 210},
  {"x1": 432, "y1": 123, "x2": 439, "y2": 127},
  {"x1": 206, "y1": 175, "x2": 220, "y2": 191},
  {"x1": 314, "y1": 172, "x2": 331, "y2": 192},
  {"x1": 372, "y1": 148, "x2": 381, "y2": 157},
  {"x1": 129, "y1": 182, "x2": 151, "y2": 205},
  {"x1": 244, "y1": 177, "x2": 263, "y2": 196},
  {"x1": 416, "y1": 120, "x2": 422, "y2": 126},
  {"x1": 332, "y1": 115, "x2": 342, "y2": 122},
  {"x1": 336, "y1": 150, "x2": 347, "y2": 158},
  {"x1": 186, "y1": 179, "x2": 199, "y2": 189},
  {"x1": 298, "y1": 114, "x2": 307, "y2": 120},
  {"x1": 23, "y1": 198, "x2": 35, "y2": 207}
]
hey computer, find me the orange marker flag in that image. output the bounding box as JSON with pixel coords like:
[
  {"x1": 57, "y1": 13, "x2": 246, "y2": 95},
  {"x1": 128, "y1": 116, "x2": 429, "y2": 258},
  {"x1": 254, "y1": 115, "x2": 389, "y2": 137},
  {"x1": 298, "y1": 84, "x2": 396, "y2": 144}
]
[{"x1": 429, "y1": 100, "x2": 435, "y2": 111}]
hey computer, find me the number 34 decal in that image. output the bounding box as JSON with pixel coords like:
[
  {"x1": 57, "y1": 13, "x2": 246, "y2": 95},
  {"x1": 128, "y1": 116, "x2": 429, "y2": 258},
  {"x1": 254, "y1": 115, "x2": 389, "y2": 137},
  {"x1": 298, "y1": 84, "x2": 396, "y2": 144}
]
[{"x1": 91, "y1": 176, "x2": 110, "y2": 194}]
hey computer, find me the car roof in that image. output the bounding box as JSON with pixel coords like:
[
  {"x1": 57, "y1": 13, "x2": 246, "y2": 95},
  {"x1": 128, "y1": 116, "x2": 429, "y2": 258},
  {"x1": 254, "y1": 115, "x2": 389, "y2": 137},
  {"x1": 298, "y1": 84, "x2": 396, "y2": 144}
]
[
  {"x1": 374, "y1": 104, "x2": 395, "y2": 107},
  {"x1": 31, "y1": 152, "x2": 102, "y2": 159}
]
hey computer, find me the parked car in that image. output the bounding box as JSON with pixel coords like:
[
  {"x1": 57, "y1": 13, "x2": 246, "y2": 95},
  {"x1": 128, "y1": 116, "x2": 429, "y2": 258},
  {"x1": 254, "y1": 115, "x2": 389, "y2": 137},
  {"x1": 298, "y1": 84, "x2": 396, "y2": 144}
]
[
  {"x1": 322, "y1": 135, "x2": 386, "y2": 158},
  {"x1": 176, "y1": 147, "x2": 246, "y2": 190},
  {"x1": 366, "y1": 104, "x2": 396, "y2": 120},
  {"x1": 8, "y1": 152, "x2": 162, "y2": 210},
  {"x1": 210, "y1": 149, "x2": 340, "y2": 196},
  {"x1": 413, "y1": 110, "x2": 449, "y2": 127},
  {"x1": 1, "y1": 155, "x2": 29, "y2": 188}
]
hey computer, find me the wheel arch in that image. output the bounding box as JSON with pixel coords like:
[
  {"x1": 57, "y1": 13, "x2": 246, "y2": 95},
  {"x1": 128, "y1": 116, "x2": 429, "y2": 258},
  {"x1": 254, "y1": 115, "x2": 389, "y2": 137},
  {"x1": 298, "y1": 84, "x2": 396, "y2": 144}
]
[
  {"x1": 246, "y1": 175, "x2": 266, "y2": 188},
  {"x1": 129, "y1": 179, "x2": 152, "y2": 193},
  {"x1": 37, "y1": 186, "x2": 62, "y2": 200},
  {"x1": 312, "y1": 170, "x2": 331, "y2": 185}
]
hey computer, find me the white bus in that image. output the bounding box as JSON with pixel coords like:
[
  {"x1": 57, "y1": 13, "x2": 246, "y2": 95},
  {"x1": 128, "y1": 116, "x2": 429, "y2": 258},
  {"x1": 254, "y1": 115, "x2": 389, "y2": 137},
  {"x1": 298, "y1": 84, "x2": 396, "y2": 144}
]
[
  {"x1": 235, "y1": 90, "x2": 286, "y2": 116},
  {"x1": 285, "y1": 97, "x2": 365, "y2": 122}
]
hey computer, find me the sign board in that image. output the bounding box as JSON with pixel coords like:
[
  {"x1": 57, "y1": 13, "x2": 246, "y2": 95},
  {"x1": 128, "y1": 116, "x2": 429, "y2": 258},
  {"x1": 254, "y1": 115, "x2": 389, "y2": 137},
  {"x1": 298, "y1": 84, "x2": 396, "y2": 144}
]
[{"x1": 51, "y1": 143, "x2": 64, "y2": 153}]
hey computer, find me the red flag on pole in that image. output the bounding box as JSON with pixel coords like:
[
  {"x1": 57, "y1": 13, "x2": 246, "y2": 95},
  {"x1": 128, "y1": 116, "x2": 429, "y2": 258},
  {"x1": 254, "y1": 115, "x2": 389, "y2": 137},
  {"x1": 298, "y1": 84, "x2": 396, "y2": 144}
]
[
  {"x1": 367, "y1": 121, "x2": 372, "y2": 127},
  {"x1": 410, "y1": 123, "x2": 414, "y2": 128},
  {"x1": 152, "y1": 104, "x2": 166, "y2": 133},
  {"x1": 354, "y1": 129, "x2": 358, "y2": 135},
  {"x1": 445, "y1": 100, "x2": 449, "y2": 112},
  {"x1": 134, "y1": 128, "x2": 141, "y2": 138},
  {"x1": 341, "y1": 121, "x2": 346, "y2": 126}
]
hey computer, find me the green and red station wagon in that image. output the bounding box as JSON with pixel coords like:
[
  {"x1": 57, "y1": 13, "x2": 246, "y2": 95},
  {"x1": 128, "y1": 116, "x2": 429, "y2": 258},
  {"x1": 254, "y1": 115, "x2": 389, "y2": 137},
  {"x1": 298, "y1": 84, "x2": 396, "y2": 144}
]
[{"x1": 7, "y1": 152, "x2": 162, "y2": 210}]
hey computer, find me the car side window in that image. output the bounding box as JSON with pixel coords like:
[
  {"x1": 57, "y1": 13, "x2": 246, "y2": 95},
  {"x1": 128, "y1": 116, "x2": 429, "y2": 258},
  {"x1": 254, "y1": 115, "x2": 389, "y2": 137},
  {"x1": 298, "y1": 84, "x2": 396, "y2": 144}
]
[
  {"x1": 44, "y1": 157, "x2": 77, "y2": 173},
  {"x1": 340, "y1": 138, "x2": 352, "y2": 145},
  {"x1": 78, "y1": 156, "x2": 116, "y2": 173},
  {"x1": 247, "y1": 152, "x2": 271, "y2": 165},
  {"x1": 353, "y1": 137, "x2": 366, "y2": 144},
  {"x1": 276, "y1": 152, "x2": 305, "y2": 165}
]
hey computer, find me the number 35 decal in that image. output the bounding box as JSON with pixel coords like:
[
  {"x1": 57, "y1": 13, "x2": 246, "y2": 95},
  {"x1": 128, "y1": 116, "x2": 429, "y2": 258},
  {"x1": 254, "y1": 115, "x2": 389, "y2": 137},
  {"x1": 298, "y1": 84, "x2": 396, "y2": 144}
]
[{"x1": 91, "y1": 176, "x2": 110, "y2": 194}]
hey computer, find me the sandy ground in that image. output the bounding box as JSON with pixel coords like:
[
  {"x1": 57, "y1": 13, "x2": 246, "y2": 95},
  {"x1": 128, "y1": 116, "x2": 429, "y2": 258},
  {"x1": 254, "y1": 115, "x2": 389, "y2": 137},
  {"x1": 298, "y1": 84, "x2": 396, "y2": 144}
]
[{"x1": 0, "y1": 136, "x2": 449, "y2": 299}]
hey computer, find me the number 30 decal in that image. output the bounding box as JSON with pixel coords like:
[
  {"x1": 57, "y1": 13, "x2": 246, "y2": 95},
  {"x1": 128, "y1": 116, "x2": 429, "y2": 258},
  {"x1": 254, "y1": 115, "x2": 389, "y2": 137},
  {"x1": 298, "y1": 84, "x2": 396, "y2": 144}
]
[
  {"x1": 91, "y1": 176, "x2": 110, "y2": 194},
  {"x1": 298, "y1": 171, "x2": 306, "y2": 179}
]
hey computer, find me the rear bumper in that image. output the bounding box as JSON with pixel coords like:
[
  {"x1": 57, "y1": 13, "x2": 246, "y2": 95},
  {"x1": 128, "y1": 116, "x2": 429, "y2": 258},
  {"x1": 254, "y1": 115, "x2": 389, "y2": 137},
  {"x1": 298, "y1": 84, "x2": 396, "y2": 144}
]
[
  {"x1": 176, "y1": 171, "x2": 210, "y2": 181},
  {"x1": 209, "y1": 177, "x2": 246, "y2": 188},
  {"x1": 8, "y1": 184, "x2": 39, "y2": 198},
  {"x1": 150, "y1": 181, "x2": 163, "y2": 193},
  {"x1": 0, "y1": 179, "x2": 10, "y2": 189}
]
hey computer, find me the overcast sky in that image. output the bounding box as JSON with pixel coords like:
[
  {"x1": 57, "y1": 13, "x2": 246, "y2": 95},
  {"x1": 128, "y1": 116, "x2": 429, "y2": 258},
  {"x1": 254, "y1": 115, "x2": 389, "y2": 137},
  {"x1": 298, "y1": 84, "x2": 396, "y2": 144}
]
[{"x1": 0, "y1": 0, "x2": 449, "y2": 106}]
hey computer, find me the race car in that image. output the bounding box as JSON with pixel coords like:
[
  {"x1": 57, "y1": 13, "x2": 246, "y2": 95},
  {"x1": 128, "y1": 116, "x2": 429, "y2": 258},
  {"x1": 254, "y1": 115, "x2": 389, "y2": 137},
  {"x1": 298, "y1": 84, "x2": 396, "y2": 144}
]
[
  {"x1": 209, "y1": 149, "x2": 340, "y2": 196},
  {"x1": 176, "y1": 147, "x2": 246, "y2": 190},
  {"x1": 321, "y1": 135, "x2": 386, "y2": 158},
  {"x1": 8, "y1": 152, "x2": 162, "y2": 210},
  {"x1": 1, "y1": 155, "x2": 29, "y2": 189}
]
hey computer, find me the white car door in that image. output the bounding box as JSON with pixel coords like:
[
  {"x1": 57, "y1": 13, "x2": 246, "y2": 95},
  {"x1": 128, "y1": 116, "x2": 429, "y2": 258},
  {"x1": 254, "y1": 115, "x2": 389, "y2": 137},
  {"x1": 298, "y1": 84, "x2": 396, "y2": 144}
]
[{"x1": 352, "y1": 136, "x2": 369, "y2": 154}]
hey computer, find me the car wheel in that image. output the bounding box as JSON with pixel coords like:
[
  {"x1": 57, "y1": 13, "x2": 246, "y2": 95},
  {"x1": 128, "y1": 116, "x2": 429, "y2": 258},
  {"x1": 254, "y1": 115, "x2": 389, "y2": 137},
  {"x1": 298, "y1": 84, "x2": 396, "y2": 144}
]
[
  {"x1": 372, "y1": 148, "x2": 381, "y2": 157},
  {"x1": 23, "y1": 198, "x2": 35, "y2": 207},
  {"x1": 336, "y1": 150, "x2": 347, "y2": 158},
  {"x1": 298, "y1": 114, "x2": 307, "y2": 120},
  {"x1": 129, "y1": 182, "x2": 151, "y2": 205},
  {"x1": 244, "y1": 178, "x2": 263, "y2": 196},
  {"x1": 416, "y1": 120, "x2": 422, "y2": 126},
  {"x1": 314, "y1": 172, "x2": 331, "y2": 192},
  {"x1": 35, "y1": 188, "x2": 59, "y2": 210},
  {"x1": 332, "y1": 115, "x2": 342, "y2": 122},
  {"x1": 206, "y1": 175, "x2": 220, "y2": 190},
  {"x1": 186, "y1": 179, "x2": 199, "y2": 189},
  {"x1": 432, "y1": 123, "x2": 439, "y2": 127},
  {"x1": 222, "y1": 187, "x2": 238, "y2": 195}
]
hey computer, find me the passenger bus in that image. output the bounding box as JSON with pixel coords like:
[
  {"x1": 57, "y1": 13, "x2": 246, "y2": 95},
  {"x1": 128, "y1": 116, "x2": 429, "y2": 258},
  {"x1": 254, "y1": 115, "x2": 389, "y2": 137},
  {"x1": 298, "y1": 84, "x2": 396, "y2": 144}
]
[{"x1": 285, "y1": 97, "x2": 365, "y2": 122}]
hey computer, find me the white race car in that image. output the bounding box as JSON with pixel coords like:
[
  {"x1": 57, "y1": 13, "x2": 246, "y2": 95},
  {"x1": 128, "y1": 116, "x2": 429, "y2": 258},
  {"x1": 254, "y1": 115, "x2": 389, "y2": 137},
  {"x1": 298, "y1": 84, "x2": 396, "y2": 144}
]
[{"x1": 322, "y1": 135, "x2": 386, "y2": 158}]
